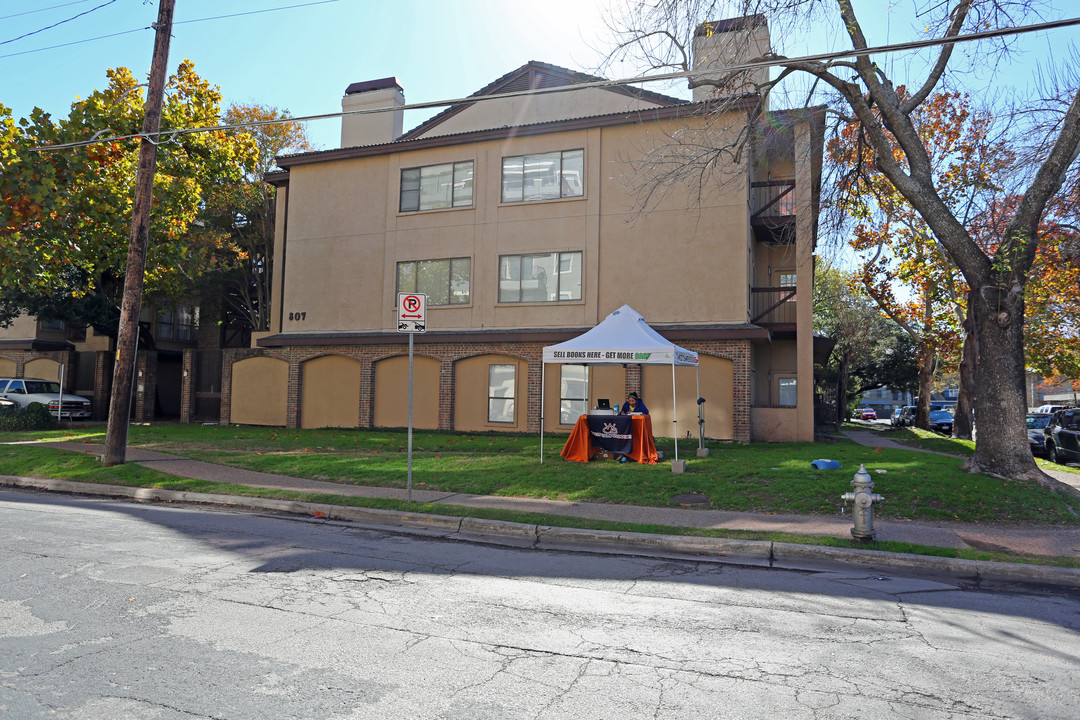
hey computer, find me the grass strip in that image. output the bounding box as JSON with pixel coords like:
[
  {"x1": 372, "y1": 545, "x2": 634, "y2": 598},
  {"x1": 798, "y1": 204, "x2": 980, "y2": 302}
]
[
  {"x1": 10, "y1": 425, "x2": 1080, "y2": 524},
  {"x1": 0, "y1": 444, "x2": 1077, "y2": 570}
]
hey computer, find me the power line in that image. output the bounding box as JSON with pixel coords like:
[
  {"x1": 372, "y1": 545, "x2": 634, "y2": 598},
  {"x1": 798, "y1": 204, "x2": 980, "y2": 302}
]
[
  {"x1": 172, "y1": 0, "x2": 340, "y2": 27},
  {"x1": 0, "y1": 27, "x2": 145, "y2": 60},
  {"x1": 30, "y1": 14, "x2": 1080, "y2": 152},
  {"x1": 0, "y1": 0, "x2": 340, "y2": 59},
  {"x1": 0, "y1": 0, "x2": 115, "y2": 46},
  {"x1": 0, "y1": 1, "x2": 94, "y2": 22}
]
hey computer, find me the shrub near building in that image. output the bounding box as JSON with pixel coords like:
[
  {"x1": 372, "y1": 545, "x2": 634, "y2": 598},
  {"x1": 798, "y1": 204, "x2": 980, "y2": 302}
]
[{"x1": 0, "y1": 403, "x2": 58, "y2": 431}]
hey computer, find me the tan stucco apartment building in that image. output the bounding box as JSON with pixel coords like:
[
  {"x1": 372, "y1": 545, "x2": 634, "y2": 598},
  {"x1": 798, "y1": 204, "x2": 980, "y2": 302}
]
[{"x1": 225, "y1": 15, "x2": 828, "y2": 442}]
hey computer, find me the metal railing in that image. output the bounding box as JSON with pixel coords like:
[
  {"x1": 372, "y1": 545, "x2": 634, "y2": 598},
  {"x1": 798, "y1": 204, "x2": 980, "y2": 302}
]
[
  {"x1": 751, "y1": 180, "x2": 795, "y2": 219},
  {"x1": 751, "y1": 286, "x2": 797, "y2": 324}
]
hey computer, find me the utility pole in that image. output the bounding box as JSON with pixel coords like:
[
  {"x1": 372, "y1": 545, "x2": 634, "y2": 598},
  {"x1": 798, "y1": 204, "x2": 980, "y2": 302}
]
[{"x1": 102, "y1": 0, "x2": 175, "y2": 466}]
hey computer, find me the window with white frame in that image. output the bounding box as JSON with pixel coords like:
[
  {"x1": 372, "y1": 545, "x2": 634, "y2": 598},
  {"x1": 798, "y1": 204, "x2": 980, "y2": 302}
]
[
  {"x1": 560, "y1": 365, "x2": 588, "y2": 423},
  {"x1": 399, "y1": 161, "x2": 474, "y2": 212},
  {"x1": 778, "y1": 376, "x2": 797, "y2": 406},
  {"x1": 501, "y1": 149, "x2": 583, "y2": 203},
  {"x1": 488, "y1": 364, "x2": 516, "y2": 423},
  {"x1": 396, "y1": 258, "x2": 471, "y2": 305},
  {"x1": 498, "y1": 251, "x2": 582, "y2": 303},
  {"x1": 778, "y1": 271, "x2": 797, "y2": 302}
]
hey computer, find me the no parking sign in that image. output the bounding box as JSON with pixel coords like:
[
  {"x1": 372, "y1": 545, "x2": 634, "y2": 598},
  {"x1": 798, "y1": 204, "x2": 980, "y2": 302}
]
[{"x1": 397, "y1": 293, "x2": 426, "y2": 333}]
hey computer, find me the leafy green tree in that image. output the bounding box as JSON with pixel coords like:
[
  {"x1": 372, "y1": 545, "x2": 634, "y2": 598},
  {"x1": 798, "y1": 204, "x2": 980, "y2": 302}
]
[
  {"x1": 188, "y1": 104, "x2": 313, "y2": 338},
  {"x1": 0, "y1": 61, "x2": 256, "y2": 340},
  {"x1": 813, "y1": 260, "x2": 916, "y2": 425}
]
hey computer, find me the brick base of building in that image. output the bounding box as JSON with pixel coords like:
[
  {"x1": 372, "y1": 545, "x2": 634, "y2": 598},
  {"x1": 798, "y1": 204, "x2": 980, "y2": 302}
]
[{"x1": 222, "y1": 339, "x2": 753, "y2": 443}]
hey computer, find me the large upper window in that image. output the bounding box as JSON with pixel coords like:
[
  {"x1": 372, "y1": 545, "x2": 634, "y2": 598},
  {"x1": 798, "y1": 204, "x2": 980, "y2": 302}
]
[
  {"x1": 158, "y1": 305, "x2": 194, "y2": 341},
  {"x1": 396, "y1": 258, "x2": 471, "y2": 306},
  {"x1": 501, "y1": 149, "x2": 583, "y2": 203},
  {"x1": 498, "y1": 251, "x2": 582, "y2": 303},
  {"x1": 400, "y1": 161, "x2": 474, "y2": 212}
]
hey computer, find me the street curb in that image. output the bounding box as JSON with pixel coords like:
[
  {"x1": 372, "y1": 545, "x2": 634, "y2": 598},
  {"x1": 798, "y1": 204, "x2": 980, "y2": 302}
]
[
  {"x1": 3, "y1": 475, "x2": 1079, "y2": 589},
  {"x1": 535, "y1": 525, "x2": 772, "y2": 563},
  {"x1": 770, "y1": 542, "x2": 1080, "y2": 586}
]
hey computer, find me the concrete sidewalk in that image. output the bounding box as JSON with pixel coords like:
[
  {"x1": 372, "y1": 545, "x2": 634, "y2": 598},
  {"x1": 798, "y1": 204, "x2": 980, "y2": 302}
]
[{"x1": 9, "y1": 438, "x2": 1080, "y2": 565}]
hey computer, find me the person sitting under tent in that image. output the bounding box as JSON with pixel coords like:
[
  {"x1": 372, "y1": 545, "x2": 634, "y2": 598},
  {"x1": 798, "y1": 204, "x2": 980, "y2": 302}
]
[{"x1": 620, "y1": 392, "x2": 648, "y2": 416}]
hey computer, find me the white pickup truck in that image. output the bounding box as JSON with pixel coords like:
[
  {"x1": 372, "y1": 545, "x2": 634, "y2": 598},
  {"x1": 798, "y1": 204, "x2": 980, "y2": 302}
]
[{"x1": 0, "y1": 377, "x2": 92, "y2": 419}]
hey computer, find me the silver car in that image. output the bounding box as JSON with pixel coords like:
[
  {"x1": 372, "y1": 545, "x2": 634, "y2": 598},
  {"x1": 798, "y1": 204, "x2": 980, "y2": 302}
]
[{"x1": 0, "y1": 377, "x2": 92, "y2": 419}]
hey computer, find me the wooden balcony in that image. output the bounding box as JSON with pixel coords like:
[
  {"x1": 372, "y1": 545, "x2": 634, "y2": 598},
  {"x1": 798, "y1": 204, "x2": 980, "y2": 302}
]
[
  {"x1": 751, "y1": 286, "x2": 796, "y2": 327},
  {"x1": 751, "y1": 180, "x2": 795, "y2": 244}
]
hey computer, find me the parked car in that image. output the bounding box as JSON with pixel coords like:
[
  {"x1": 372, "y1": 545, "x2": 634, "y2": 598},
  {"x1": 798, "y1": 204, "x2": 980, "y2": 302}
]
[
  {"x1": 928, "y1": 409, "x2": 954, "y2": 434},
  {"x1": 0, "y1": 378, "x2": 92, "y2": 419},
  {"x1": 1026, "y1": 412, "x2": 1051, "y2": 456},
  {"x1": 856, "y1": 408, "x2": 877, "y2": 420},
  {"x1": 1035, "y1": 404, "x2": 1068, "y2": 415},
  {"x1": 893, "y1": 405, "x2": 916, "y2": 427},
  {"x1": 1044, "y1": 408, "x2": 1080, "y2": 465},
  {"x1": 0, "y1": 397, "x2": 15, "y2": 410}
]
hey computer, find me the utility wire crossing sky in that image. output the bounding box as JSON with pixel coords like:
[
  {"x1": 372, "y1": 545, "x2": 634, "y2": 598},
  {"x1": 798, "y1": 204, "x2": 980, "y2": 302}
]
[
  {"x1": 28, "y1": 14, "x2": 1080, "y2": 153},
  {"x1": 4, "y1": 0, "x2": 1076, "y2": 152}
]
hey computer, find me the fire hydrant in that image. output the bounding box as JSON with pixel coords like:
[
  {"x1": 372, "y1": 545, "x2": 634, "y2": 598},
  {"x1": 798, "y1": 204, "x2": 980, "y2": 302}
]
[{"x1": 841, "y1": 464, "x2": 884, "y2": 541}]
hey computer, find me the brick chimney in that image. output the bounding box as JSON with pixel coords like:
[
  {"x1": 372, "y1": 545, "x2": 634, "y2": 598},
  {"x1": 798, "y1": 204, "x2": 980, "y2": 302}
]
[
  {"x1": 340, "y1": 77, "x2": 404, "y2": 147},
  {"x1": 691, "y1": 15, "x2": 771, "y2": 104}
]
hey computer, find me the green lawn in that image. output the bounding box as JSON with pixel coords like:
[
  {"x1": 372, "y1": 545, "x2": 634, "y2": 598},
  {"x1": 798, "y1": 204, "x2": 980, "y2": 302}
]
[
  {"x1": 875, "y1": 423, "x2": 1075, "y2": 474},
  {"x1": 4, "y1": 423, "x2": 1079, "y2": 568},
  {"x1": 9, "y1": 422, "x2": 1079, "y2": 526}
]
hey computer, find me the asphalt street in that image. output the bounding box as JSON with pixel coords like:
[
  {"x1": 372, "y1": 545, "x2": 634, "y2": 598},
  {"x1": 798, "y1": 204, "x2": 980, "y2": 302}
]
[
  {"x1": 8, "y1": 436, "x2": 1080, "y2": 590},
  {"x1": 2, "y1": 488, "x2": 1079, "y2": 720}
]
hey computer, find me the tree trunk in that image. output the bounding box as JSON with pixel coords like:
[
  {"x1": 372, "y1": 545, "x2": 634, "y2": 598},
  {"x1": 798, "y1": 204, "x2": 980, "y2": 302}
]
[
  {"x1": 963, "y1": 290, "x2": 1052, "y2": 486},
  {"x1": 915, "y1": 344, "x2": 934, "y2": 429},
  {"x1": 836, "y1": 358, "x2": 848, "y2": 430},
  {"x1": 914, "y1": 287, "x2": 934, "y2": 429},
  {"x1": 952, "y1": 297, "x2": 978, "y2": 440}
]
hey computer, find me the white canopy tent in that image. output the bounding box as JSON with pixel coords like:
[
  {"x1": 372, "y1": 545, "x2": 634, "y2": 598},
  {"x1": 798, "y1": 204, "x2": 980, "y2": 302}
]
[{"x1": 541, "y1": 305, "x2": 699, "y2": 467}]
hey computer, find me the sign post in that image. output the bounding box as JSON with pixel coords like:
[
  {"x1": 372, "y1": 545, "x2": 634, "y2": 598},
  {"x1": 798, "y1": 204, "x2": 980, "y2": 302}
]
[
  {"x1": 57, "y1": 363, "x2": 65, "y2": 424},
  {"x1": 396, "y1": 293, "x2": 426, "y2": 501}
]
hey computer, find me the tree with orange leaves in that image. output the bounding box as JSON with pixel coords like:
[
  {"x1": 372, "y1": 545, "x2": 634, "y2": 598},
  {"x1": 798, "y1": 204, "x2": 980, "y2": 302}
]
[
  {"x1": 830, "y1": 91, "x2": 1012, "y2": 438},
  {"x1": 604, "y1": 0, "x2": 1080, "y2": 487},
  {"x1": 968, "y1": 188, "x2": 1080, "y2": 384}
]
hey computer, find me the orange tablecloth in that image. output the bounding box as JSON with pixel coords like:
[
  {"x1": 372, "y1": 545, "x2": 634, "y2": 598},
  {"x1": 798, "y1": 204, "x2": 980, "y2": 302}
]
[{"x1": 560, "y1": 414, "x2": 658, "y2": 464}]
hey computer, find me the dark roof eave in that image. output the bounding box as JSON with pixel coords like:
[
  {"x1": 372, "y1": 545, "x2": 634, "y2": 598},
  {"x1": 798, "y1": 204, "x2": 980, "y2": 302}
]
[
  {"x1": 277, "y1": 97, "x2": 760, "y2": 169},
  {"x1": 0, "y1": 338, "x2": 75, "y2": 351},
  {"x1": 653, "y1": 324, "x2": 770, "y2": 341},
  {"x1": 257, "y1": 322, "x2": 771, "y2": 347}
]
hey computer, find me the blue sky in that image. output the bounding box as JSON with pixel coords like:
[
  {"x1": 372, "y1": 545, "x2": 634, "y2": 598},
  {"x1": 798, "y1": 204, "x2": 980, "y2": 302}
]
[
  {"x1": 3, "y1": 0, "x2": 1074, "y2": 151},
  {"x1": 3, "y1": 0, "x2": 624, "y2": 149}
]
